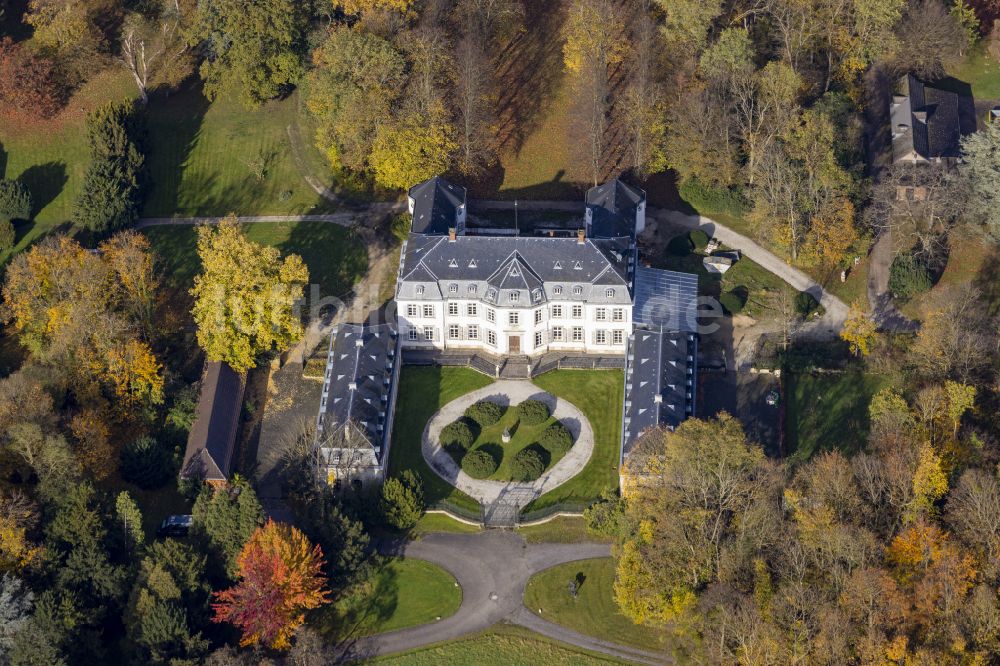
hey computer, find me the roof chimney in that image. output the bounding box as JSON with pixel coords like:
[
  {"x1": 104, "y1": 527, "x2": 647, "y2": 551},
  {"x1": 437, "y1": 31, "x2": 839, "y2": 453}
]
[
  {"x1": 576, "y1": 228, "x2": 585, "y2": 245},
  {"x1": 448, "y1": 227, "x2": 457, "y2": 242}
]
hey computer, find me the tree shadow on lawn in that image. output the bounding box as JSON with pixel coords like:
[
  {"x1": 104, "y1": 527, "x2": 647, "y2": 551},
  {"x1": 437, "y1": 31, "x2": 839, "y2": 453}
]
[
  {"x1": 312, "y1": 558, "x2": 400, "y2": 644},
  {"x1": 18, "y1": 161, "x2": 68, "y2": 218}
]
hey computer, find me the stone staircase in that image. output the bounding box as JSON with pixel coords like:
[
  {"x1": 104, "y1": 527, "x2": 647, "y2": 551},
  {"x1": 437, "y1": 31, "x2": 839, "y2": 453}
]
[{"x1": 499, "y1": 355, "x2": 531, "y2": 379}]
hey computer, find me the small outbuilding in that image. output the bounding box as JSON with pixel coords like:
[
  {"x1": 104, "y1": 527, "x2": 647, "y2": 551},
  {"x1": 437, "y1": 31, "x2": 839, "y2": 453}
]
[{"x1": 179, "y1": 361, "x2": 246, "y2": 487}]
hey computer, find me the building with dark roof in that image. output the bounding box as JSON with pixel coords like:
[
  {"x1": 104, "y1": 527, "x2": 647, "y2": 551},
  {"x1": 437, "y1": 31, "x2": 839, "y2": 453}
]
[
  {"x1": 315, "y1": 324, "x2": 400, "y2": 486},
  {"x1": 407, "y1": 176, "x2": 467, "y2": 235},
  {"x1": 891, "y1": 74, "x2": 974, "y2": 164},
  {"x1": 180, "y1": 361, "x2": 246, "y2": 486},
  {"x1": 585, "y1": 179, "x2": 646, "y2": 238}
]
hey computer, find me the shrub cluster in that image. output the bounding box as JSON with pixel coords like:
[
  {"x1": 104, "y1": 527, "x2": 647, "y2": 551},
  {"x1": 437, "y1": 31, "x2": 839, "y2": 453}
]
[
  {"x1": 461, "y1": 449, "x2": 498, "y2": 479},
  {"x1": 889, "y1": 252, "x2": 933, "y2": 302},
  {"x1": 516, "y1": 399, "x2": 549, "y2": 425},
  {"x1": 120, "y1": 436, "x2": 173, "y2": 489},
  {"x1": 464, "y1": 399, "x2": 503, "y2": 427},
  {"x1": 510, "y1": 447, "x2": 545, "y2": 482},
  {"x1": 539, "y1": 422, "x2": 573, "y2": 457},
  {"x1": 440, "y1": 419, "x2": 474, "y2": 451},
  {"x1": 379, "y1": 470, "x2": 424, "y2": 530}
]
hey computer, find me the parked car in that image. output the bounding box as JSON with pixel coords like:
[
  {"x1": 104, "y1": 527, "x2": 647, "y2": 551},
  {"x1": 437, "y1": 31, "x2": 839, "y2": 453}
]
[{"x1": 156, "y1": 514, "x2": 193, "y2": 538}]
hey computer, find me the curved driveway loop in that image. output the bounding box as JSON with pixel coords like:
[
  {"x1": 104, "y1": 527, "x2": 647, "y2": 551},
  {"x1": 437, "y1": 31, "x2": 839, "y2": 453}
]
[
  {"x1": 335, "y1": 531, "x2": 667, "y2": 665},
  {"x1": 422, "y1": 380, "x2": 595, "y2": 509}
]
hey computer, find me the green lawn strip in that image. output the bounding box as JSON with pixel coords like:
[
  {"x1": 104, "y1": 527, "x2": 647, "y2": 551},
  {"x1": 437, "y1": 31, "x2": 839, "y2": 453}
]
[
  {"x1": 410, "y1": 512, "x2": 482, "y2": 536},
  {"x1": 142, "y1": 221, "x2": 367, "y2": 299},
  {"x1": 312, "y1": 558, "x2": 461, "y2": 642},
  {"x1": 387, "y1": 366, "x2": 494, "y2": 514},
  {"x1": 524, "y1": 370, "x2": 622, "y2": 513},
  {"x1": 373, "y1": 624, "x2": 633, "y2": 665},
  {"x1": 822, "y1": 255, "x2": 869, "y2": 306},
  {"x1": 948, "y1": 44, "x2": 1000, "y2": 101},
  {"x1": 785, "y1": 371, "x2": 892, "y2": 461},
  {"x1": 459, "y1": 410, "x2": 566, "y2": 480},
  {"x1": 517, "y1": 515, "x2": 609, "y2": 544},
  {"x1": 523, "y1": 558, "x2": 665, "y2": 653}
]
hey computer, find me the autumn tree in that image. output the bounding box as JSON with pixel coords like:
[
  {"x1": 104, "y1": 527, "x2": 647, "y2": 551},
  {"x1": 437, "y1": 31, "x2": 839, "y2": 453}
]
[
  {"x1": 119, "y1": 0, "x2": 196, "y2": 103},
  {"x1": 908, "y1": 284, "x2": 996, "y2": 382},
  {"x1": 24, "y1": 0, "x2": 110, "y2": 84},
  {"x1": 653, "y1": 0, "x2": 722, "y2": 61},
  {"x1": 190, "y1": 217, "x2": 308, "y2": 373},
  {"x1": 212, "y1": 520, "x2": 330, "y2": 649},
  {"x1": 369, "y1": 115, "x2": 457, "y2": 190},
  {"x1": 305, "y1": 26, "x2": 406, "y2": 172},
  {"x1": 0, "y1": 491, "x2": 41, "y2": 573},
  {"x1": 0, "y1": 37, "x2": 67, "y2": 119},
  {"x1": 840, "y1": 301, "x2": 877, "y2": 357},
  {"x1": 892, "y1": 0, "x2": 966, "y2": 79},
  {"x1": 800, "y1": 197, "x2": 858, "y2": 268},
  {"x1": 191, "y1": 0, "x2": 307, "y2": 107},
  {"x1": 74, "y1": 100, "x2": 146, "y2": 234},
  {"x1": 620, "y1": 4, "x2": 668, "y2": 177}
]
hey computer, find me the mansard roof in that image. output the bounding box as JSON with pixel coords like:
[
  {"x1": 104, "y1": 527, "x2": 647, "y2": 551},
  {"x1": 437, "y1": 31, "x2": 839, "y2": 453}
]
[
  {"x1": 586, "y1": 179, "x2": 645, "y2": 238},
  {"x1": 408, "y1": 176, "x2": 466, "y2": 235}
]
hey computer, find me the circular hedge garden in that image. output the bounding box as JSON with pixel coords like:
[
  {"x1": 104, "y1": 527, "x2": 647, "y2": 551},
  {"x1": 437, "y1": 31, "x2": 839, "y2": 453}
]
[
  {"x1": 516, "y1": 399, "x2": 550, "y2": 425},
  {"x1": 461, "y1": 449, "x2": 498, "y2": 479},
  {"x1": 511, "y1": 447, "x2": 546, "y2": 482},
  {"x1": 539, "y1": 421, "x2": 573, "y2": 457},
  {"x1": 464, "y1": 399, "x2": 504, "y2": 426},
  {"x1": 440, "y1": 419, "x2": 474, "y2": 451}
]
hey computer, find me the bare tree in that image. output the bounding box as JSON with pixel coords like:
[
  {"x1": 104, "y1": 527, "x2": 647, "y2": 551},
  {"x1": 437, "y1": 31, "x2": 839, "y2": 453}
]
[
  {"x1": 119, "y1": 1, "x2": 194, "y2": 104},
  {"x1": 403, "y1": 27, "x2": 452, "y2": 118},
  {"x1": 620, "y1": 2, "x2": 667, "y2": 176},
  {"x1": 452, "y1": 28, "x2": 494, "y2": 175},
  {"x1": 892, "y1": 0, "x2": 966, "y2": 80}
]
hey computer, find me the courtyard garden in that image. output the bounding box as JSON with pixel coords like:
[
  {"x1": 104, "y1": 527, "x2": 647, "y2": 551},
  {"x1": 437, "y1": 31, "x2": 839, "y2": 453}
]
[{"x1": 439, "y1": 398, "x2": 576, "y2": 483}]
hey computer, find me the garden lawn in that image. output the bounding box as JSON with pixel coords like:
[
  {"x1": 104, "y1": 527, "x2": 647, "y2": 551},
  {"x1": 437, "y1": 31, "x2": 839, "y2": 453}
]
[
  {"x1": 410, "y1": 512, "x2": 482, "y2": 536},
  {"x1": 949, "y1": 44, "x2": 1000, "y2": 100},
  {"x1": 455, "y1": 408, "x2": 566, "y2": 481},
  {"x1": 374, "y1": 625, "x2": 630, "y2": 665},
  {"x1": 785, "y1": 371, "x2": 892, "y2": 461},
  {"x1": 313, "y1": 558, "x2": 461, "y2": 642},
  {"x1": 518, "y1": 515, "x2": 609, "y2": 544},
  {"x1": 524, "y1": 558, "x2": 665, "y2": 653},
  {"x1": 387, "y1": 366, "x2": 494, "y2": 515},
  {"x1": 142, "y1": 220, "x2": 368, "y2": 298},
  {"x1": 524, "y1": 370, "x2": 623, "y2": 514}
]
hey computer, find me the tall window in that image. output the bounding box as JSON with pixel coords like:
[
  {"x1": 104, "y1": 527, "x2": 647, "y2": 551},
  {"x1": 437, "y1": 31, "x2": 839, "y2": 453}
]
[
  {"x1": 572, "y1": 305, "x2": 583, "y2": 318},
  {"x1": 612, "y1": 308, "x2": 624, "y2": 322},
  {"x1": 423, "y1": 305, "x2": 434, "y2": 318},
  {"x1": 534, "y1": 331, "x2": 544, "y2": 348},
  {"x1": 612, "y1": 330, "x2": 624, "y2": 345},
  {"x1": 534, "y1": 309, "x2": 543, "y2": 324},
  {"x1": 595, "y1": 308, "x2": 607, "y2": 321},
  {"x1": 408, "y1": 328, "x2": 418, "y2": 341},
  {"x1": 406, "y1": 304, "x2": 418, "y2": 317},
  {"x1": 466, "y1": 303, "x2": 477, "y2": 317},
  {"x1": 595, "y1": 330, "x2": 607, "y2": 345},
  {"x1": 571, "y1": 327, "x2": 584, "y2": 342},
  {"x1": 468, "y1": 325, "x2": 479, "y2": 340},
  {"x1": 508, "y1": 311, "x2": 519, "y2": 325},
  {"x1": 551, "y1": 305, "x2": 563, "y2": 318},
  {"x1": 487, "y1": 308, "x2": 496, "y2": 323},
  {"x1": 448, "y1": 302, "x2": 459, "y2": 316},
  {"x1": 448, "y1": 324, "x2": 461, "y2": 340},
  {"x1": 551, "y1": 327, "x2": 564, "y2": 342},
  {"x1": 423, "y1": 327, "x2": 434, "y2": 341},
  {"x1": 487, "y1": 330, "x2": 496, "y2": 346}
]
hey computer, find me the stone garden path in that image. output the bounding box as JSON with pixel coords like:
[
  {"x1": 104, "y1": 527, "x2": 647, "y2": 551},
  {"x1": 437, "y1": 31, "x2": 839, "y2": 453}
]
[{"x1": 422, "y1": 381, "x2": 595, "y2": 511}]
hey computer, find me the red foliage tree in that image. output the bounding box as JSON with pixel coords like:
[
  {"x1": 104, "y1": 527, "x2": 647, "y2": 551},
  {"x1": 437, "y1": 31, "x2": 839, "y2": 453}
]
[
  {"x1": 211, "y1": 519, "x2": 331, "y2": 649},
  {"x1": 0, "y1": 38, "x2": 67, "y2": 119}
]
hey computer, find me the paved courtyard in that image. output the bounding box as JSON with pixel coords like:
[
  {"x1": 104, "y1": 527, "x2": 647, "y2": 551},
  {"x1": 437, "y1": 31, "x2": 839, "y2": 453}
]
[{"x1": 422, "y1": 380, "x2": 595, "y2": 511}]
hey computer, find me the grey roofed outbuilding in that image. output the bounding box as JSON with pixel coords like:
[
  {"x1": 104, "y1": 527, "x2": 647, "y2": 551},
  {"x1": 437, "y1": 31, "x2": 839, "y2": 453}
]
[
  {"x1": 622, "y1": 327, "x2": 696, "y2": 457},
  {"x1": 317, "y1": 324, "x2": 398, "y2": 464},
  {"x1": 408, "y1": 176, "x2": 467, "y2": 235},
  {"x1": 180, "y1": 361, "x2": 246, "y2": 483},
  {"x1": 632, "y1": 266, "x2": 699, "y2": 333},
  {"x1": 396, "y1": 233, "x2": 634, "y2": 305},
  {"x1": 586, "y1": 179, "x2": 645, "y2": 238},
  {"x1": 891, "y1": 74, "x2": 974, "y2": 162}
]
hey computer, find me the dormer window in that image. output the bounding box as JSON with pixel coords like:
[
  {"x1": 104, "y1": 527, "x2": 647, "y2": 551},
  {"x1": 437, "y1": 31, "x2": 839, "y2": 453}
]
[
  {"x1": 572, "y1": 285, "x2": 582, "y2": 296},
  {"x1": 553, "y1": 286, "x2": 563, "y2": 296},
  {"x1": 532, "y1": 289, "x2": 542, "y2": 303},
  {"x1": 510, "y1": 291, "x2": 519, "y2": 303},
  {"x1": 573, "y1": 261, "x2": 582, "y2": 270},
  {"x1": 416, "y1": 285, "x2": 425, "y2": 295},
  {"x1": 554, "y1": 261, "x2": 563, "y2": 270},
  {"x1": 449, "y1": 258, "x2": 458, "y2": 268},
  {"x1": 486, "y1": 288, "x2": 497, "y2": 301},
  {"x1": 469, "y1": 259, "x2": 477, "y2": 268},
  {"x1": 449, "y1": 283, "x2": 458, "y2": 293},
  {"x1": 605, "y1": 288, "x2": 615, "y2": 298},
  {"x1": 468, "y1": 284, "x2": 477, "y2": 294}
]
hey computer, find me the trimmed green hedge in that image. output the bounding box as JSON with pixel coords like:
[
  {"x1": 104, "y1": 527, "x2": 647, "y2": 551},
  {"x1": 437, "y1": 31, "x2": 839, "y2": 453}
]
[
  {"x1": 539, "y1": 422, "x2": 573, "y2": 457},
  {"x1": 511, "y1": 447, "x2": 545, "y2": 482},
  {"x1": 440, "y1": 419, "x2": 474, "y2": 451},
  {"x1": 464, "y1": 400, "x2": 503, "y2": 427},
  {"x1": 516, "y1": 399, "x2": 550, "y2": 425},
  {"x1": 461, "y1": 449, "x2": 498, "y2": 479}
]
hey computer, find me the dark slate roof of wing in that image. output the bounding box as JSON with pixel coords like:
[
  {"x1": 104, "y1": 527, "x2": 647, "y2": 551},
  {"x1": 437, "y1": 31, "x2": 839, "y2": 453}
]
[
  {"x1": 623, "y1": 328, "x2": 695, "y2": 455},
  {"x1": 586, "y1": 179, "x2": 645, "y2": 238},
  {"x1": 318, "y1": 324, "x2": 397, "y2": 462},
  {"x1": 892, "y1": 75, "x2": 966, "y2": 160},
  {"x1": 180, "y1": 362, "x2": 246, "y2": 482},
  {"x1": 408, "y1": 176, "x2": 466, "y2": 235},
  {"x1": 633, "y1": 266, "x2": 699, "y2": 333}
]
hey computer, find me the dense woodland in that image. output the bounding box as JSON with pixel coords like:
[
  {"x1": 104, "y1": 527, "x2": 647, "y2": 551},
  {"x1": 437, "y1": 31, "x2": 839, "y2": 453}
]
[{"x1": 2, "y1": 0, "x2": 1000, "y2": 664}]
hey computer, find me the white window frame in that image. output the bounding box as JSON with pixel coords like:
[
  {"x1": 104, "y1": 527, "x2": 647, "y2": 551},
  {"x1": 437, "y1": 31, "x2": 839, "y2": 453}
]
[
  {"x1": 551, "y1": 327, "x2": 564, "y2": 342},
  {"x1": 487, "y1": 308, "x2": 496, "y2": 323},
  {"x1": 573, "y1": 285, "x2": 582, "y2": 296},
  {"x1": 612, "y1": 308, "x2": 624, "y2": 322},
  {"x1": 613, "y1": 330, "x2": 624, "y2": 345},
  {"x1": 551, "y1": 304, "x2": 563, "y2": 318},
  {"x1": 510, "y1": 291, "x2": 519, "y2": 303},
  {"x1": 508, "y1": 311, "x2": 519, "y2": 325},
  {"x1": 534, "y1": 331, "x2": 544, "y2": 348},
  {"x1": 571, "y1": 327, "x2": 584, "y2": 342},
  {"x1": 487, "y1": 330, "x2": 496, "y2": 346},
  {"x1": 406, "y1": 304, "x2": 418, "y2": 317},
  {"x1": 595, "y1": 308, "x2": 607, "y2": 321},
  {"x1": 408, "y1": 328, "x2": 419, "y2": 341},
  {"x1": 468, "y1": 325, "x2": 479, "y2": 340},
  {"x1": 606, "y1": 288, "x2": 615, "y2": 298},
  {"x1": 448, "y1": 324, "x2": 461, "y2": 340},
  {"x1": 448, "y1": 302, "x2": 459, "y2": 316},
  {"x1": 553, "y1": 286, "x2": 563, "y2": 295},
  {"x1": 423, "y1": 305, "x2": 434, "y2": 318},
  {"x1": 572, "y1": 305, "x2": 583, "y2": 319},
  {"x1": 534, "y1": 309, "x2": 543, "y2": 324},
  {"x1": 423, "y1": 327, "x2": 435, "y2": 341},
  {"x1": 449, "y1": 283, "x2": 458, "y2": 294},
  {"x1": 467, "y1": 303, "x2": 477, "y2": 317},
  {"x1": 595, "y1": 330, "x2": 607, "y2": 345}
]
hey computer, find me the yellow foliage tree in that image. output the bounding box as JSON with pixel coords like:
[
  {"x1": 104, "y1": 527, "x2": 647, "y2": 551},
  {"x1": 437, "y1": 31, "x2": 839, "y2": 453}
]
[
  {"x1": 369, "y1": 116, "x2": 457, "y2": 191},
  {"x1": 907, "y1": 443, "x2": 948, "y2": 522},
  {"x1": 0, "y1": 514, "x2": 41, "y2": 573},
  {"x1": 100, "y1": 339, "x2": 164, "y2": 408},
  {"x1": 190, "y1": 217, "x2": 309, "y2": 373},
  {"x1": 801, "y1": 197, "x2": 859, "y2": 268},
  {"x1": 562, "y1": 0, "x2": 626, "y2": 74},
  {"x1": 69, "y1": 408, "x2": 113, "y2": 481},
  {"x1": 337, "y1": 0, "x2": 413, "y2": 14},
  {"x1": 840, "y1": 301, "x2": 877, "y2": 357}
]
